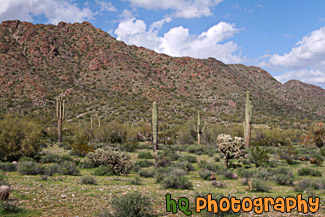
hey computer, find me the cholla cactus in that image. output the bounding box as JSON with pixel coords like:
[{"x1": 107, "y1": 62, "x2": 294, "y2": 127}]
[{"x1": 217, "y1": 134, "x2": 246, "y2": 168}]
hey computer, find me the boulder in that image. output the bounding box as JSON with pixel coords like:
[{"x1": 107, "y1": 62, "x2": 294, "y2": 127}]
[{"x1": 210, "y1": 174, "x2": 216, "y2": 180}]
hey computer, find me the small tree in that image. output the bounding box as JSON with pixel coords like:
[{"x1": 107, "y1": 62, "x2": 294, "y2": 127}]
[{"x1": 217, "y1": 134, "x2": 246, "y2": 168}]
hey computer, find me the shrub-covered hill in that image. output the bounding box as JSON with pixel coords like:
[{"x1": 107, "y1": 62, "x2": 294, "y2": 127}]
[{"x1": 1, "y1": 20, "x2": 325, "y2": 126}]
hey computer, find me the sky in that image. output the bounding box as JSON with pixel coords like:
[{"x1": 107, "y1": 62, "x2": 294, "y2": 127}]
[{"x1": 1, "y1": 0, "x2": 325, "y2": 88}]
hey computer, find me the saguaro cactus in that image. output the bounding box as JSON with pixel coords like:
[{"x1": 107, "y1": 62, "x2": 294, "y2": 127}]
[
  {"x1": 244, "y1": 91, "x2": 253, "y2": 149},
  {"x1": 152, "y1": 102, "x2": 158, "y2": 152},
  {"x1": 194, "y1": 111, "x2": 206, "y2": 145},
  {"x1": 56, "y1": 91, "x2": 66, "y2": 143}
]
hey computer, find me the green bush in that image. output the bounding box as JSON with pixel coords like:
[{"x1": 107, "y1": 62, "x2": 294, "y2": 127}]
[
  {"x1": 111, "y1": 191, "x2": 153, "y2": 217},
  {"x1": 182, "y1": 155, "x2": 198, "y2": 163},
  {"x1": 172, "y1": 161, "x2": 194, "y2": 172},
  {"x1": 137, "y1": 152, "x2": 153, "y2": 159},
  {"x1": 41, "y1": 152, "x2": 73, "y2": 164},
  {"x1": 17, "y1": 161, "x2": 45, "y2": 175},
  {"x1": 199, "y1": 170, "x2": 214, "y2": 180},
  {"x1": 79, "y1": 175, "x2": 97, "y2": 185},
  {"x1": 273, "y1": 167, "x2": 294, "y2": 185},
  {"x1": 0, "y1": 163, "x2": 16, "y2": 172},
  {"x1": 57, "y1": 161, "x2": 80, "y2": 176},
  {"x1": 161, "y1": 174, "x2": 193, "y2": 189},
  {"x1": 211, "y1": 180, "x2": 225, "y2": 188},
  {"x1": 138, "y1": 169, "x2": 155, "y2": 178},
  {"x1": 92, "y1": 167, "x2": 113, "y2": 176},
  {"x1": 129, "y1": 177, "x2": 142, "y2": 185},
  {"x1": 252, "y1": 178, "x2": 271, "y2": 192},
  {"x1": 87, "y1": 148, "x2": 133, "y2": 175},
  {"x1": 0, "y1": 115, "x2": 43, "y2": 161},
  {"x1": 249, "y1": 146, "x2": 269, "y2": 167},
  {"x1": 279, "y1": 145, "x2": 298, "y2": 165},
  {"x1": 199, "y1": 160, "x2": 219, "y2": 172},
  {"x1": 298, "y1": 167, "x2": 322, "y2": 177},
  {"x1": 134, "y1": 160, "x2": 154, "y2": 170},
  {"x1": 294, "y1": 178, "x2": 325, "y2": 192},
  {"x1": 0, "y1": 173, "x2": 9, "y2": 186},
  {"x1": 310, "y1": 154, "x2": 324, "y2": 165}
]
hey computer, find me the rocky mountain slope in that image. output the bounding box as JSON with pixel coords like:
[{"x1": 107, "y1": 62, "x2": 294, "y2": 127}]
[{"x1": 0, "y1": 20, "x2": 324, "y2": 126}]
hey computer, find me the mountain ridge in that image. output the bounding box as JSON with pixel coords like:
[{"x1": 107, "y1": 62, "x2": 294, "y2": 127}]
[{"x1": 0, "y1": 20, "x2": 324, "y2": 125}]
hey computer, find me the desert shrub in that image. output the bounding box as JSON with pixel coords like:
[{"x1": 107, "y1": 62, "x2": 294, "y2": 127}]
[
  {"x1": 223, "y1": 170, "x2": 237, "y2": 179},
  {"x1": 57, "y1": 161, "x2": 80, "y2": 176},
  {"x1": 310, "y1": 154, "x2": 324, "y2": 165},
  {"x1": 0, "y1": 173, "x2": 9, "y2": 186},
  {"x1": 0, "y1": 115, "x2": 43, "y2": 161},
  {"x1": 110, "y1": 191, "x2": 153, "y2": 217},
  {"x1": 92, "y1": 166, "x2": 113, "y2": 176},
  {"x1": 120, "y1": 140, "x2": 138, "y2": 152},
  {"x1": 70, "y1": 143, "x2": 94, "y2": 157},
  {"x1": 252, "y1": 178, "x2": 271, "y2": 192},
  {"x1": 172, "y1": 161, "x2": 194, "y2": 172},
  {"x1": 253, "y1": 168, "x2": 273, "y2": 181},
  {"x1": 199, "y1": 170, "x2": 214, "y2": 180},
  {"x1": 87, "y1": 148, "x2": 133, "y2": 175},
  {"x1": 0, "y1": 201, "x2": 23, "y2": 214},
  {"x1": 78, "y1": 159, "x2": 96, "y2": 169},
  {"x1": 249, "y1": 146, "x2": 269, "y2": 167},
  {"x1": 278, "y1": 145, "x2": 298, "y2": 165},
  {"x1": 17, "y1": 161, "x2": 45, "y2": 175},
  {"x1": 320, "y1": 147, "x2": 325, "y2": 157},
  {"x1": 214, "y1": 156, "x2": 221, "y2": 162},
  {"x1": 134, "y1": 160, "x2": 154, "y2": 169},
  {"x1": 217, "y1": 134, "x2": 246, "y2": 168},
  {"x1": 273, "y1": 167, "x2": 294, "y2": 185},
  {"x1": 79, "y1": 175, "x2": 97, "y2": 185},
  {"x1": 130, "y1": 177, "x2": 142, "y2": 185},
  {"x1": 199, "y1": 160, "x2": 219, "y2": 172},
  {"x1": 298, "y1": 167, "x2": 322, "y2": 177},
  {"x1": 58, "y1": 142, "x2": 71, "y2": 150},
  {"x1": 237, "y1": 168, "x2": 254, "y2": 178},
  {"x1": 0, "y1": 163, "x2": 16, "y2": 172},
  {"x1": 161, "y1": 174, "x2": 193, "y2": 189},
  {"x1": 294, "y1": 178, "x2": 325, "y2": 192},
  {"x1": 211, "y1": 180, "x2": 225, "y2": 188},
  {"x1": 182, "y1": 155, "x2": 198, "y2": 163},
  {"x1": 137, "y1": 152, "x2": 153, "y2": 159},
  {"x1": 138, "y1": 169, "x2": 155, "y2": 178},
  {"x1": 41, "y1": 152, "x2": 73, "y2": 164},
  {"x1": 18, "y1": 156, "x2": 34, "y2": 162}
]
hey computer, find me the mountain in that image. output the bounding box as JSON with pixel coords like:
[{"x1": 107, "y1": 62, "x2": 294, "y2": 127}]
[{"x1": 0, "y1": 20, "x2": 324, "y2": 126}]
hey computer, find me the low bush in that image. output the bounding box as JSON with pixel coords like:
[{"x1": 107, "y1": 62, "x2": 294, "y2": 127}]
[
  {"x1": 182, "y1": 155, "x2": 198, "y2": 163},
  {"x1": 0, "y1": 173, "x2": 9, "y2": 186},
  {"x1": 92, "y1": 167, "x2": 113, "y2": 176},
  {"x1": 137, "y1": 152, "x2": 153, "y2": 159},
  {"x1": 87, "y1": 148, "x2": 133, "y2": 175},
  {"x1": 310, "y1": 154, "x2": 324, "y2": 165},
  {"x1": 17, "y1": 161, "x2": 45, "y2": 175},
  {"x1": 110, "y1": 191, "x2": 153, "y2": 217},
  {"x1": 199, "y1": 160, "x2": 219, "y2": 173},
  {"x1": 161, "y1": 175, "x2": 193, "y2": 189},
  {"x1": 130, "y1": 177, "x2": 142, "y2": 185},
  {"x1": 298, "y1": 167, "x2": 322, "y2": 177},
  {"x1": 211, "y1": 180, "x2": 225, "y2": 188},
  {"x1": 294, "y1": 178, "x2": 325, "y2": 192},
  {"x1": 138, "y1": 169, "x2": 155, "y2": 178},
  {"x1": 172, "y1": 161, "x2": 194, "y2": 172},
  {"x1": 57, "y1": 161, "x2": 80, "y2": 176},
  {"x1": 78, "y1": 159, "x2": 96, "y2": 169},
  {"x1": 134, "y1": 160, "x2": 154, "y2": 169},
  {"x1": 79, "y1": 175, "x2": 97, "y2": 185},
  {"x1": 0, "y1": 163, "x2": 16, "y2": 172},
  {"x1": 273, "y1": 167, "x2": 294, "y2": 185},
  {"x1": 252, "y1": 178, "x2": 271, "y2": 192},
  {"x1": 199, "y1": 170, "x2": 214, "y2": 180},
  {"x1": 249, "y1": 146, "x2": 269, "y2": 167}
]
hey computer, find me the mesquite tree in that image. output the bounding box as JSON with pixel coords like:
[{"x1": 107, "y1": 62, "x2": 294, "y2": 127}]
[{"x1": 217, "y1": 134, "x2": 246, "y2": 168}]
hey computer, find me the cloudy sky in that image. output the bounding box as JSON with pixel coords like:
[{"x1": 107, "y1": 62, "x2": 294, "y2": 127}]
[{"x1": 1, "y1": 0, "x2": 325, "y2": 87}]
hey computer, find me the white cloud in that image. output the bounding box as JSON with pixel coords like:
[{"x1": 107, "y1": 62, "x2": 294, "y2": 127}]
[
  {"x1": 95, "y1": 1, "x2": 117, "y2": 12},
  {"x1": 124, "y1": 0, "x2": 223, "y2": 18},
  {"x1": 261, "y1": 26, "x2": 325, "y2": 87},
  {"x1": 114, "y1": 18, "x2": 243, "y2": 63},
  {"x1": 0, "y1": 0, "x2": 93, "y2": 24}
]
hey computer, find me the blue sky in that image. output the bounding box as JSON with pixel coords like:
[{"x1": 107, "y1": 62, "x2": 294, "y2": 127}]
[{"x1": 1, "y1": 0, "x2": 325, "y2": 87}]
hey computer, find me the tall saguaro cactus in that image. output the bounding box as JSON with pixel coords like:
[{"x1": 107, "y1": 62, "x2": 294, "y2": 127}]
[
  {"x1": 244, "y1": 91, "x2": 253, "y2": 149},
  {"x1": 152, "y1": 102, "x2": 158, "y2": 152},
  {"x1": 56, "y1": 91, "x2": 66, "y2": 143},
  {"x1": 194, "y1": 111, "x2": 206, "y2": 145}
]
